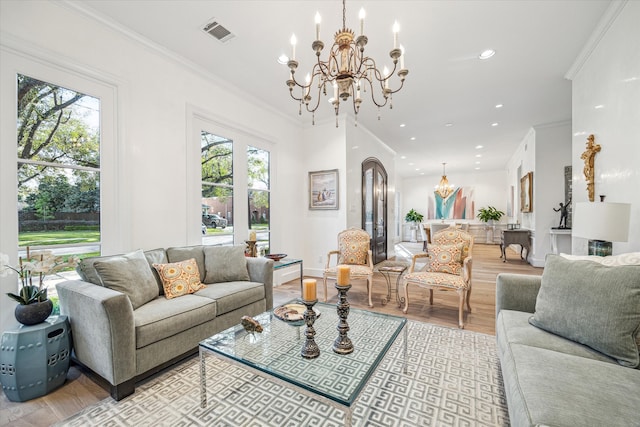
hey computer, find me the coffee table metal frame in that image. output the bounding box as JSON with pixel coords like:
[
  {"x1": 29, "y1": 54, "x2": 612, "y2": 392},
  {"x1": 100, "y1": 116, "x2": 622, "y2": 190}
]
[{"x1": 199, "y1": 302, "x2": 407, "y2": 427}]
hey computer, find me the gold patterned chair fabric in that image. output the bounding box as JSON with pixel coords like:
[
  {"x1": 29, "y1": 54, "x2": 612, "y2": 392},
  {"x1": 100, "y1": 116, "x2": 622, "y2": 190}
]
[
  {"x1": 323, "y1": 228, "x2": 374, "y2": 307},
  {"x1": 401, "y1": 228, "x2": 474, "y2": 328}
]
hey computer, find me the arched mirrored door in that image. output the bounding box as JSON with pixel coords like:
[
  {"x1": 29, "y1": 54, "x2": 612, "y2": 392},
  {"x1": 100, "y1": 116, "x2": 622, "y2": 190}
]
[{"x1": 362, "y1": 158, "x2": 387, "y2": 264}]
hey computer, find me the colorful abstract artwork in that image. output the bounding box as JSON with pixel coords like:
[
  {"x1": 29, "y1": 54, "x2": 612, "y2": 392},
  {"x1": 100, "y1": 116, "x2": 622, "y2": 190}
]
[{"x1": 427, "y1": 187, "x2": 475, "y2": 220}]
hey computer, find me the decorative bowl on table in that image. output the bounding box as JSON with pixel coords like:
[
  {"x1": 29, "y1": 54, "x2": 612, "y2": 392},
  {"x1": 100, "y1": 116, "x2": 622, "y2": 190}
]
[
  {"x1": 273, "y1": 303, "x2": 321, "y2": 326},
  {"x1": 265, "y1": 253, "x2": 287, "y2": 261}
]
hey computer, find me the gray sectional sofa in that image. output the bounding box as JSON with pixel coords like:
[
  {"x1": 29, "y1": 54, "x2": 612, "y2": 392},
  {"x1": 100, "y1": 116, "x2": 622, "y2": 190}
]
[
  {"x1": 496, "y1": 254, "x2": 640, "y2": 426},
  {"x1": 56, "y1": 244, "x2": 273, "y2": 400}
]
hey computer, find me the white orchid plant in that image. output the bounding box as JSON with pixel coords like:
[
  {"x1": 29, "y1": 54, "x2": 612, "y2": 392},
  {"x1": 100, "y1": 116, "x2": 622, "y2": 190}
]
[{"x1": 0, "y1": 248, "x2": 79, "y2": 305}]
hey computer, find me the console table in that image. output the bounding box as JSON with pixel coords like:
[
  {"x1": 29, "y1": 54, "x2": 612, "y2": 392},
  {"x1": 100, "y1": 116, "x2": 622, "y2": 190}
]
[{"x1": 500, "y1": 229, "x2": 531, "y2": 262}]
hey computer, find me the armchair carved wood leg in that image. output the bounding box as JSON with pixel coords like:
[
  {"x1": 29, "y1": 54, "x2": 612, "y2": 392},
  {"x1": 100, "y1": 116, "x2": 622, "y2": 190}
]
[
  {"x1": 429, "y1": 289, "x2": 434, "y2": 305},
  {"x1": 367, "y1": 276, "x2": 373, "y2": 308},
  {"x1": 322, "y1": 276, "x2": 328, "y2": 302},
  {"x1": 402, "y1": 280, "x2": 410, "y2": 314},
  {"x1": 457, "y1": 288, "x2": 465, "y2": 329},
  {"x1": 466, "y1": 287, "x2": 472, "y2": 312}
]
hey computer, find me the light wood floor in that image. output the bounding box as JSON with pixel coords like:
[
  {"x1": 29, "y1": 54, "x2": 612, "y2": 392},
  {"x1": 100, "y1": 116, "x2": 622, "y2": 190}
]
[{"x1": 0, "y1": 243, "x2": 541, "y2": 426}]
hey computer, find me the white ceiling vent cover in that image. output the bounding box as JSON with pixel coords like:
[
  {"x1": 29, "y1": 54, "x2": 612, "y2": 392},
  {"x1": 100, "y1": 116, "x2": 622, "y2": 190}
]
[{"x1": 203, "y1": 20, "x2": 235, "y2": 43}]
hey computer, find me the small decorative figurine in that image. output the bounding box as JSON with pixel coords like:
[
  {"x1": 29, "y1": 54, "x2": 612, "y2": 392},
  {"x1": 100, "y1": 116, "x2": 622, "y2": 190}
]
[
  {"x1": 552, "y1": 199, "x2": 571, "y2": 229},
  {"x1": 240, "y1": 315, "x2": 263, "y2": 335}
]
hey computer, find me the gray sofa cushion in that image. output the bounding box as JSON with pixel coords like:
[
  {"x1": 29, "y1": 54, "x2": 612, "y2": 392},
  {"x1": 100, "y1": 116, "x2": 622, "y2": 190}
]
[
  {"x1": 502, "y1": 342, "x2": 640, "y2": 427},
  {"x1": 166, "y1": 245, "x2": 206, "y2": 282},
  {"x1": 498, "y1": 310, "x2": 618, "y2": 365},
  {"x1": 93, "y1": 249, "x2": 159, "y2": 310},
  {"x1": 133, "y1": 295, "x2": 217, "y2": 349},
  {"x1": 203, "y1": 245, "x2": 250, "y2": 284},
  {"x1": 194, "y1": 281, "x2": 264, "y2": 315},
  {"x1": 529, "y1": 254, "x2": 640, "y2": 367},
  {"x1": 143, "y1": 248, "x2": 168, "y2": 295}
]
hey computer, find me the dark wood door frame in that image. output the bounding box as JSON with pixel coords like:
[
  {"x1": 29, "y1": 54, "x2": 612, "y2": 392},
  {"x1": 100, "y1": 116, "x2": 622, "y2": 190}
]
[{"x1": 362, "y1": 158, "x2": 388, "y2": 264}]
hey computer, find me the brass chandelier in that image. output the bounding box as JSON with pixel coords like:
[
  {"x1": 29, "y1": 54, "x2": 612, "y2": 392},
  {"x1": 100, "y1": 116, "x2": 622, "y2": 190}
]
[
  {"x1": 286, "y1": 0, "x2": 408, "y2": 127},
  {"x1": 435, "y1": 163, "x2": 455, "y2": 199}
]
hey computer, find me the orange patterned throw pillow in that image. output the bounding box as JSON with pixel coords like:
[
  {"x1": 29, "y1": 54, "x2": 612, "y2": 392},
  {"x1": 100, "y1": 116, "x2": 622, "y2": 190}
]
[
  {"x1": 428, "y1": 244, "x2": 464, "y2": 274},
  {"x1": 152, "y1": 258, "x2": 206, "y2": 299},
  {"x1": 338, "y1": 240, "x2": 369, "y2": 265}
]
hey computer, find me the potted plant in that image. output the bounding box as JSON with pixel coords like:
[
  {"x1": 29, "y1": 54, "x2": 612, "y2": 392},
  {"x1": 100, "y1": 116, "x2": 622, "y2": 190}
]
[
  {"x1": 476, "y1": 206, "x2": 505, "y2": 223},
  {"x1": 405, "y1": 209, "x2": 424, "y2": 242},
  {"x1": 1, "y1": 248, "x2": 79, "y2": 325},
  {"x1": 476, "y1": 206, "x2": 505, "y2": 243}
]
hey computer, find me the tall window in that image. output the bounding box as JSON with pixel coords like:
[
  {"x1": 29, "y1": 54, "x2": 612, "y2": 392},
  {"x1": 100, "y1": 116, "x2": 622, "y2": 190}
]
[
  {"x1": 201, "y1": 131, "x2": 234, "y2": 245},
  {"x1": 248, "y1": 146, "x2": 270, "y2": 254},
  {"x1": 17, "y1": 74, "x2": 101, "y2": 260}
]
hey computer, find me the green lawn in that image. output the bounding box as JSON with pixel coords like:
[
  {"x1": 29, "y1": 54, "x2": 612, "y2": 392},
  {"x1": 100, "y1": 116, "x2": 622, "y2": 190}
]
[{"x1": 19, "y1": 230, "x2": 100, "y2": 247}]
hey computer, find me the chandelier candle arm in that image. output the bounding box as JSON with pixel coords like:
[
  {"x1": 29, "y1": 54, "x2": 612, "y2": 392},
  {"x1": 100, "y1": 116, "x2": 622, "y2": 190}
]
[{"x1": 284, "y1": 0, "x2": 408, "y2": 126}]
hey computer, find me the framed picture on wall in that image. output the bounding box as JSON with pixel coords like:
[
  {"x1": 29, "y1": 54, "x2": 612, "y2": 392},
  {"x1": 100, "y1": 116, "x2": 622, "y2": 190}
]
[
  {"x1": 309, "y1": 169, "x2": 339, "y2": 210},
  {"x1": 520, "y1": 172, "x2": 533, "y2": 212}
]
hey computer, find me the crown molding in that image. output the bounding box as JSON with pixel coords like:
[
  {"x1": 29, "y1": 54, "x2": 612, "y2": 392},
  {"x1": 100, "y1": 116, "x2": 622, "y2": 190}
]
[{"x1": 565, "y1": 0, "x2": 628, "y2": 81}]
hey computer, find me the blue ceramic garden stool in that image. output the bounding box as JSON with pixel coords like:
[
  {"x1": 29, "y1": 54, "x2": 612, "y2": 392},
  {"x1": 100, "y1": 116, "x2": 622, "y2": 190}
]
[{"x1": 0, "y1": 315, "x2": 71, "y2": 402}]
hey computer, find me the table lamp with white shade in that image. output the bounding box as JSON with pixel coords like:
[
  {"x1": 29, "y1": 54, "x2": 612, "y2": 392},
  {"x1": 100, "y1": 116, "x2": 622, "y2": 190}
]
[{"x1": 572, "y1": 202, "x2": 631, "y2": 256}]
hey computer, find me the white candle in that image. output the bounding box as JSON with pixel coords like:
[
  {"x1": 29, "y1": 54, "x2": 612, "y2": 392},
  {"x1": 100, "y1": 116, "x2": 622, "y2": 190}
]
[
  {"x1": 393, "y1": 21, "x2": 399, "y2": 49},
  {"x1": 337, "y1": 265, "x2": 350, "y2": 285},
  {"x1": 305, "y1": 73, "x2": 311, "y2": 96},
  {"x1": 383, "y1": 66, "x2": 389, "y2": 89},
  {"x1": 290, "y1": 34, "x2": 297, "y2": 60},
  {"x1": 359, "y1": 8, "x2": 365, "y2": 36},
  {"x1": 249, "y1": 230, "x2": 256, "y2": 241},
  {"x1": 302, "y1": 279, "x2": 317, "y2": 302},
  {"x1": 400, "y1": 44, "x2": 405, "y2": 69},
  {"x1": 315, "y1": 12, "x2": 321, "y2": 40},
  {"x1": 333, "y1": 83, "x2": 338, "y2": 99}
]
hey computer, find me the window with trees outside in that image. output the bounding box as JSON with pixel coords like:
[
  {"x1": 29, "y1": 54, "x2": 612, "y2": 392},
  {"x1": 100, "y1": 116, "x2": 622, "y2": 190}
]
[
  {"x1": 17, "y1": 75, "x2": 101, "y2": 288},
  {"x1": 248, "y1": 146, "x2": 270, "y2": 255},
  {"x1": 201, "y1": 131, "x2": 233, "y2": 245}
]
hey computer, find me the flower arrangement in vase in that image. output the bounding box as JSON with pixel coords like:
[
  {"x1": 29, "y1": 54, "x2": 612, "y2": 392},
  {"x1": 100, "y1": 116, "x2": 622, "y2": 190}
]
[{"x1": 0, "y1": 248, "x2": 79, "y2": 325}]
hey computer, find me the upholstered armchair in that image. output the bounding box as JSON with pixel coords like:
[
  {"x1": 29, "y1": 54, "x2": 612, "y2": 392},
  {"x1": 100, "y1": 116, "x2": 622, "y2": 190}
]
[
  {"x1": 400, "y1": 227, "x2": 474, "y2": 328},
  {"x1": 323, "y1": 228, "x2": 374, "y2": 307}
]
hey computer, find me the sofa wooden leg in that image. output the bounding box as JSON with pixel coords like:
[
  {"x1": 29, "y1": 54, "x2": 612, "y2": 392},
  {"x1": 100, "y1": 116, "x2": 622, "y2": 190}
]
[{"x1": 110, "y1": 379, "x2": 135, "y2": 401}]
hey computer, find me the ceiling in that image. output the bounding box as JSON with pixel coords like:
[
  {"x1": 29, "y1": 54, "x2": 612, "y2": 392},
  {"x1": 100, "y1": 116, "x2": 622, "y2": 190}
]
[{"x1": 75, "y1": 0, "x2": 611, "y2": 178}]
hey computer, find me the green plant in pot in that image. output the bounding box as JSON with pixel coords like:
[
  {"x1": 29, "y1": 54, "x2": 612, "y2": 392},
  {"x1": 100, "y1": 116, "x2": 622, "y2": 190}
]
[
  {"x1": 405, "y1": 209, "x2": 424, "y2": 224},
  {"x1": 1, "y1": 248, "x2": 79, "y2": 325},
  {"x1": 476, "y1": 206, "x2": 505, "y2": 223}
]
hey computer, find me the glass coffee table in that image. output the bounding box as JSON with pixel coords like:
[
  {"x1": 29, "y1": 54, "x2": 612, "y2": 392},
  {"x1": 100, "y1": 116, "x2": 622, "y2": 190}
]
[{"x1": 199, "y1": 301, "x2": 407, "y2": 426}]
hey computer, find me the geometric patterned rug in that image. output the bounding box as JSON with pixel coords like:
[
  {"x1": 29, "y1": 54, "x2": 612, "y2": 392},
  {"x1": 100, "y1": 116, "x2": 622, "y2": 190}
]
[{"x1": 54, "y1": 321, "x2": 510, "y2": 426}]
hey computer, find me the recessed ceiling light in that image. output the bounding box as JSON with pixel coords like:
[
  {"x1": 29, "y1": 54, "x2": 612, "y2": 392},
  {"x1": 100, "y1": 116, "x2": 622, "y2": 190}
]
[
  {"x1": 277, "y1": 54, "x2": 289, "y2": 64},
  {"x1": 594, "y1": 105, "x2": 604, "y2": 109},
  {"x1": 495, "y1": 104, "x2": 503, "y2": 108},
  {"x1": 445, "y1": 123, "x2": 453, "y2": 127},
  {"x1": 400, "y1": 155, "x2": 406, "y2": 159},
  {"x1": 415, "y1": 168, "x2": 420, "y2": 171},
  {"x1": 352, "y1": 145, "x2": 359, "y2": 149},
  {"x1": 400, "y1": 123, "x2": 406, "y2": 127},
  {"x1": 475, "y1": 167, "x2": 481, "y2": 170},
  {"x1": 420, "y1": 172, "x2": 425, "y2": 175},
  {"x1": 476, "y1": 154, "x2": 482, "y2": 158},
  {"x1": 408, "y1": 162, "x2": 415, "y2": 166},
  {"x1": 491, "y1": 122, "x2": 499, "y2": 127},
  {"x1": 479, "y1": 49, "x2": 495, "y2": 60},
  {"x1": 475, "y1": 145, "x2": 483, "y2": 149},
  {"x1": 410, "y1": 137, "x2": 416, "y2": 140},
  {"x1": 475, "y1": 161, "x2": 481, "y2": 164}
]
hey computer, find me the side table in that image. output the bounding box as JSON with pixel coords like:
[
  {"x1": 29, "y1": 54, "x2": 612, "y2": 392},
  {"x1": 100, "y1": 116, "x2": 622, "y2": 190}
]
[
  {"x1": 0, "y1": 315, "x2": 71, "y2": 402},
  {"x1": 375, "y1": 260, "x2": 409, "y2": 307}
]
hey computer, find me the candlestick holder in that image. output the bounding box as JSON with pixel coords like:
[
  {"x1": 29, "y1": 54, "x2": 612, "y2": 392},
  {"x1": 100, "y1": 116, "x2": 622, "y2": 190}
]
[
  {"x1": 333, "y1": 284, "x2": 354, "y2": 354},
  {"x1": 299, "y1": 299, "x2": 320, "y2": 359}
]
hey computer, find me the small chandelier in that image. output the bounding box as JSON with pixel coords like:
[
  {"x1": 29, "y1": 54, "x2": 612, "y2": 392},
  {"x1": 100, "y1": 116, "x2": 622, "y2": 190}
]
[
  {"x1": 435, "y1": 163, "x2": 455, "y2": 199},
  {"x1": 285, "y1": 0, "x2": 408, "y2": 127}
]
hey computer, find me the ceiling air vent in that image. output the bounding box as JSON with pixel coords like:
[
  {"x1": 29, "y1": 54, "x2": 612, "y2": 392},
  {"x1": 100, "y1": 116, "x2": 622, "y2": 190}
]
[{"x1": 202, "y1": 20, "x2": 234, "y2": 43}]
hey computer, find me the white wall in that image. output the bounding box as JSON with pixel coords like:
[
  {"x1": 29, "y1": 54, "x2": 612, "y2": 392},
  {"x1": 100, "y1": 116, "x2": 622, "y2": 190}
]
[
  {"x1": 401, "y1": 169, "x2": 507, "y2": 229},
  {"x1": 569, "y1": 0, "x2": 640, "y2": 255},
  {"x1": 0, "y1": 1, "x2": 303, "y2": 332}
]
